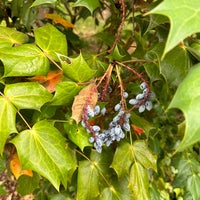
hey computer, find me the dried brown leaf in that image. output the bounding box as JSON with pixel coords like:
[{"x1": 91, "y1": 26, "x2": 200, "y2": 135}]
[{"x1": 71, "y1": 83, "x2": 98, "y2": 123}]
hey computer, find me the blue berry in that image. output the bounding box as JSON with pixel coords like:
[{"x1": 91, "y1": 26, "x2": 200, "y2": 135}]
[
  {"x1": 138, "y1": 105, "x2": 145, "y2": 113},
  {"x1": 86, "y1": 106, "x2": 94, "y2": 117},
  {"x1": 81, "y1": 120, "x2": 86, "y2": 127},
  {"x1": 143, "y1": 88, "x2": 148, "y2": 94},
  {"x1": 136, "y1": 93, "x2": 144, "y2": 100},
  {"x1": 89, "y1": 137, "x2": 95, "y2": 143},
  {"x1": 140, "y1": 82, "x2": 147, "y2": 90},
  {"x1": 114, "y1": 103, "x2": 121, "y2": 112},
  {"x1": 123, "y1": 92, "x2": 129, "y2": 98},
  {"x1": 101, "y1": 107, "x2": 106, "y2": 115},
  {"x1": 94, "y1": 105, "x2": 100, "y2": 115},
  {"x1": 129, "y1": 98, "x2": 138, "y2": 105},
  {"x1": 92, "y1": 125, "x2": 101, "y2": 132},
  {"x1": 122, "y1": 123, "x2": 130, "y2": 131},
  {"x1": 145, "y1": 101, "x2": 153, "y2": 111}
]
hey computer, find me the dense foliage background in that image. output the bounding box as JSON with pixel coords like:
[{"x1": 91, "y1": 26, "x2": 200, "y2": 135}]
[{"x1": 1, "y1": 0, "x2": 200, "y2": 199}]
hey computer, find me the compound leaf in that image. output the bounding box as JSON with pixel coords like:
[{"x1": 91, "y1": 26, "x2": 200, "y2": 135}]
[
  {"x1": 4, "y1": 82, "x2": 53, "y2": 110},
  {"x1": 11, "y1": 120, "x2": 77, "y2": 191},
  {"x1": 133, "y1": 140, "x2": 157, "y2": 171},
  {"x1": 0, "y1": 26, "x2": 29, "y2": 48},
  {"x1": 110, "y1": 142, "x2": 134, "y2": 177},
  {"x1": 0, "y1": 97, "x2": 17, "y2": 155},
  {"x1": 73, "y1": 0, "x2": 100, "y2": 14},
  {"x1": 168, "y1": 63, "x2": 200, "y2": 151},
  {"x1": 149, "y1": 0, "x2": 200, "y2": 57},
  {"x1": 129, "y1": 162, "x2": 150, "y2": 200},
  {"x1": 187, "y1": 174, "x2": 200, "y2": 200},
  {"x1": 61, "y1": 53, "x2": 96, "y2": 82},
  {"x1": 34, "y1": 23, "x2": 67, "y2": 62},
  {"x1": 77, "y1": 160, "x2": 100, "y2": 200},
  {"x1": 0, "y1": 44, "x2": 49, "y2": 77},
  {"x1": 51, "y1": 81, "x2": 82, "y2": 105}
]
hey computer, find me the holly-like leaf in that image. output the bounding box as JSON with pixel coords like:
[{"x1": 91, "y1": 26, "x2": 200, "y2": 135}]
[
  {"x1": 0, "y1": 97, "x2": 17, "y2": 155},
  {"x1": 28, "y1": 70, "x2": 63, "y2": 93},
  {"x1": 10, "y1": 152, "x2": 33, "y2": 179},
  {"x1": 71, "y1": 83, "x2": 98, "y2": 123},
  {"x1": 77, "y1": 160, "x2": 100, "y2": 200},
  {"x1": 51, "y1": 81, "x2": 82, "y2": 106},
  {"x1": 4, "y1": 82, "x2": 53, "y2": 110},
  {"x1": 0, "y1": 44, "x2": 49, "y2": 77},
  {"x1": 186, "y1": 174, "x2": 200, "y2": 200},
  {"x1": 110, "y1": 142, "x2": 134, "y2": 177},
  {"x1": 34, "y1": 23, "x2": 68, "y2": 62},
  {"x1": 31, "y1": 0, "x2": 57, "y2": 7},
  {"x1": 0, "y1": 26, "x2": 29, "y2": 48},
  {"x1": 11, "y1": 120, "x2": 77, "y2": 191},
  {"x1": 45, "y1": 13, "x2": 75, "y2": 29},
  {"x1": 133, "y1": 140, "x2": 157, "y2": 171},
  {"x1": 64, "y1": 119, "x2": 92, "y2": 151},
  {"x1": 149, "y1": 0, "x2": 200, "y2": 57},
  {"x1": 61, "y1": 53, "x2": 96, "y2": 82},
  {"x1": 129, "y1": 162, "x2": 150, "y2": 200},
  {"x1": 168, "y1": 63, "x2": 200, "y2": 151},
  {"x1": 73, "y1": 0, "x2": 100, "y2": 14}
]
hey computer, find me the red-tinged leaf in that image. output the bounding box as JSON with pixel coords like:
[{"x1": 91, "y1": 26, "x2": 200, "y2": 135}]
[
  {"x1": 45, "y1": 13, "x2": 75, "y2": 29},
  {"x1": 132, "y1": 125, "x2": 144, "y2": 135},
  {"x1": 28, "y1": 71, "x2": 63, "y2": 92},
  {"x1": 10, "y1": 152, "x2": 33, "y2": 179},
  {"x1": 71, "y1": 83, "x2": 98, "y2": 123}
]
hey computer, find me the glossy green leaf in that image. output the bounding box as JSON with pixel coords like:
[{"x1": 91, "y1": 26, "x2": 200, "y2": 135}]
[
  {"x1": 130, "y1": 112, "x2": 154, "y2": 137},
  {"x1": 0, "y1": 44, "x2": 49, "y2": 77},
  {"x1": 129, "y1": 162, "x2": 150, "y2": 200},
  {"x1": 5, "y1": 82, "x2": 53, "y2": 110},
  {"x1": 73, "y1": 0, "x2": 100, "y2": 14},
  {"x1": 133, "y1": 140, "x2": 157, "y2": 171},
  {"x1": 0, "y1": 97, "x2": 17, "y2": 155},
  {"x1": 110, "y1": 142, "x2": 134, "y2": 177},
  {"x1": 77, "y1": 160, "x2": 100, "y2": 200},
  {"x1": 51, "y1": 81, "x2": 82, "y2": 105},
  {"x1": 168, "y1": 63, "x2": 200, "y2": 151},
  {"x1": 145, "y1": 43, "x2": 189, "y2": 86},
  {"x1": 149, "y1": 0, "x2": 200, "y2": 57},
  {"x1": 64, "y1": 119, "x2": 92, "y2": 151},
  {"x1": 34, "y1": 23, "x2": 67, "y2": 62},
  {"x1": 187, "y1": 174, "x2": 200, "y2": 200},
  {"x1": 61, "y1": 53, "x2": 96, "y2": 82},
  {"x1": 17, "y1": 173, "x2": 40, "y2": 196},
  {"x1": 99, "y1": 187, "x2": 121, "y2": 200},
  {"x1": 11, "y1": 120, "x2": 77, "y2": 191},
  {"x1": 31, "y1": 0, "x2": 57, "y2": 7},
  {"x1": 0, "y1": 26, "x2": 29, "y2": 48}
]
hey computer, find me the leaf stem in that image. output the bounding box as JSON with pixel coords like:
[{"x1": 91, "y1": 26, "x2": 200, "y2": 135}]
[{"x1": 17, "y1": 111, "x2": 32, "y2": 130}]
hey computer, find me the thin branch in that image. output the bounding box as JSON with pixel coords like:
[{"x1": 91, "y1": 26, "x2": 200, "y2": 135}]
[{"x1": 17, "y1": 111, "x2": 32, "y2": 130}]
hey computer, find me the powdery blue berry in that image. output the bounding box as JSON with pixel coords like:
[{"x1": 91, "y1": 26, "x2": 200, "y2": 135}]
[
  {"x1": 138, "y1": 105, "x2": 146, "y2": 113},
  {"x1": 123, "y1": 92, "x2": 129, "y2": 98},
  {"x1": 94, "y1": 105, "x2": 100, "y2": 115},
  {"x1": 145, "y1": 101, "x2": 153, "y2": 111},
  {"x1": 122, "y1": 123, "x2": 130, "y2": 131},
  {"x1": 101, "y1": 107, "x2": 106, "y2": 115},
  {"x1": 129, "y1": 98, "x2": 138, "y2": 105},
  {"x1": 92, "y1": 125, "x2": 101, "y2": 132},
  {"x1": 140, "y1": 82, "x2": 147, "y2": 90},
  {"x1": 136, "y1": 93, "x2": 144, "y2": 100},
  {"x1": 81, "y1": 120, "x2": 86, "y2": 127},
  {"x1": 143, "y1": 88, "x2": 148, "y2": 94},
  {"x1": 89, "y1": 137, "x2": 95, "y2": 143},
  {"x1": 114, "y1": 103, "x2": 121, "y2": 112},
  {"x1": 86, "y1": 106, "x2": 94, "y2": 117}
]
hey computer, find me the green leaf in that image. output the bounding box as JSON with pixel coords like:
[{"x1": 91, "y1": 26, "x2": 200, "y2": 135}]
[
  {"x1": 77, "y1": 160, "x2": 100, "y2": 200},
  {"x1": 17, "y1": 173, "x2": 40, "y2": 196},
  {"x1": 31, "y1": 0, "x2": 57, "y2": 7},
  {"x1": 110, "y1": 142, "x2": 134, "y2": 177},
  {"x1": 73, "y1": 0, "x2": 100, "y2": 14},
  {"x1": 99, "y1": 187, "x2": 121, "y2": 200},
  {"x1": 168, "y1": 63, "x2": 200, "y2": 151},
  {"x1": 51, "y1": 81, "x2": 82, "y2": 105},
  {"x1": 0, "y1": 26, "x2": 29, "y2": 48},
  {"x1": 145, "y1": 43, "x2": 189, "y2": 86},
  {"x1": 0, "y1": 44, "x2": 49, "y2": 77},
  {"x1": 34, "y1": 23, "x2": 67, "y2": 62},
  {"x1": 0, "y1": 97, "x2": 17, "y2": 155},
  {"x1": 5, "y1": 82, "x2": 53, "y2": 110},
  {"x1": 187, "y1": 174, "x2": 200, "y2": 200},
  {"x1": 130, "y1": 112, "x2": 154, "y2": 137},
  {"x1": 61, "y1": 53, "x2": 96, "y2": 82},
  {"x1": 64, "y1": 119, "x2": 92, "y2": 151},
  {"x1": 133, "y1": 140, "x2": 157, "y2": 171},
  {"x1": 129, "y1": 162, "x2": 150, "y2": 200},
  {"x1": 11, "y1": 120, "x2": 77, "y2": 191},
  {"x1": 149, "y1": 0, "x2": 200, "y2": 57}
]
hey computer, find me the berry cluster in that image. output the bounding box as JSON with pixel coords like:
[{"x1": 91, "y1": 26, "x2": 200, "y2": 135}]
[{"x1": 129, "y1": 82, "x2": 154, "y2": 113}]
